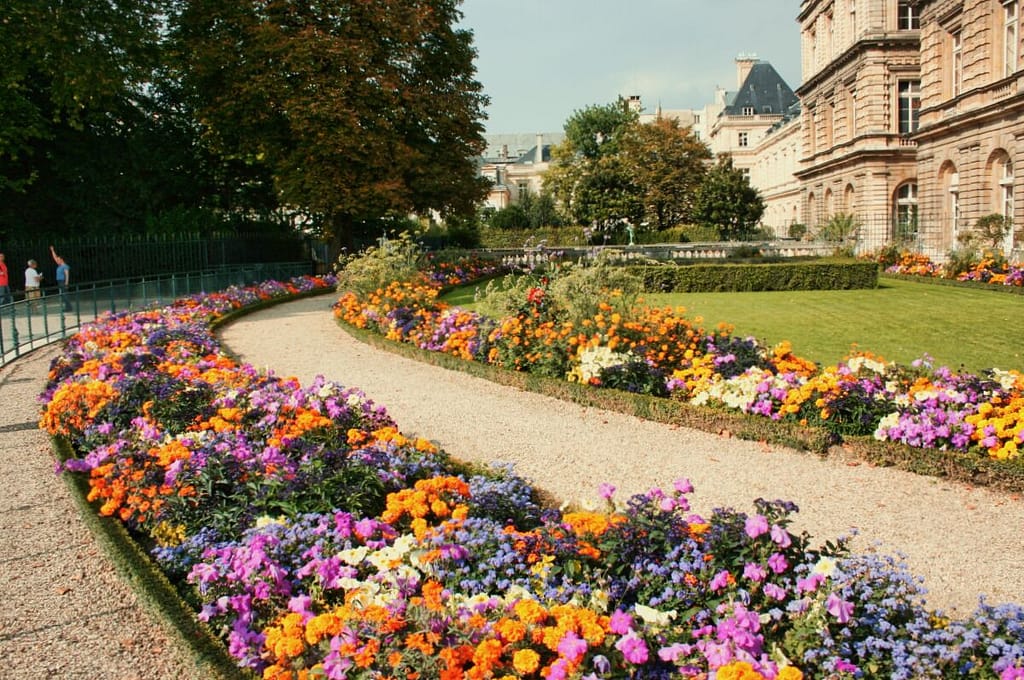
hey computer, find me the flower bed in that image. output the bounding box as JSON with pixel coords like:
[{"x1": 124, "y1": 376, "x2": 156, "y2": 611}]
[
  {"x1": 41, "y1": 270, "x2": 1024, "y2": 679},
  {"x1": 336, "y1": 267, "x2": 1024, "y2": 471},
  {"x1": 878, "y1": 250, "x2": 1024, "y2": 289}
]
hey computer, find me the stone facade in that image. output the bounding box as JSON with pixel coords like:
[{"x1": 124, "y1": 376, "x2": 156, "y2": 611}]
[
  {"x1": 796, "y1": 0, "x2": 1023, "y2": 259},
  {"x1": 750, "y1": 115, "x2": 804, "y2": 237},
  {"x1": 479, "y1": 133, "x2": 563, "y2": 211},
  {"x1": 914, "y1": 0, "x2": 1023, "y2": 259},
  {"x1": 796, "y1": 0, "x2": 922, "y2": 252}
]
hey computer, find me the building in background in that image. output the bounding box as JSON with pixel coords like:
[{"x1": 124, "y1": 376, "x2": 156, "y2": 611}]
[
  {"x1": 476, "y1": 1, "x2": 1023, "y2": 259},
  {"x1": 914, "y1": 0, "x2": 1023, "y2": 258},
  {"x1": 479, "y1": 133, "x2": 564, "y2": 210},
  {"x1": 795, "y1": 0, "x2": 922, "y2": 252}
]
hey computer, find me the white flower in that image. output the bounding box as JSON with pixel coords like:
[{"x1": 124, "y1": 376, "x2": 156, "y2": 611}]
[
  {"x1": 337, "y1": 546, "x2": 369, "y2": 566},
  {"x1": 812, "y1": 556, "x2": 837, "y2": 578},
  {"x1": 847, "y1": 356, "x2": 888, "y2": 374},
  {"x1": 634, "y1": 603, "x2": 677, "y2": 627},
  {"x1": 571, "y1": 345, "x2": 630, "y2": 383}
]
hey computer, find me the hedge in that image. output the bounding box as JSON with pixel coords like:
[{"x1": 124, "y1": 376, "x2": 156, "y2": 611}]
[{"x1": 630, "y1": 260, "x2": 880, "y2": 293}]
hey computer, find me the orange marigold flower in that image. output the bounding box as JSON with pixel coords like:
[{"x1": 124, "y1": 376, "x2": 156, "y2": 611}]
[{"x1": 512, "y1": 648, "x2": 541, "y2": 675}]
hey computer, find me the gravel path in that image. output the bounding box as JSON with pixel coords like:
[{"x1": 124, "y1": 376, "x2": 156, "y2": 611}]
[
  {"x1": 0, "y1": 347, "x2": 206, "y2": 679},
  {"x1": 220, "y1": 295, "x2": 1024, "y2": 617}
]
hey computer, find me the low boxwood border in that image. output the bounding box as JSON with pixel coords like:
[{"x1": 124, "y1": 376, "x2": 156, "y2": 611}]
[
  {"x1": 336, "y1": 316, "x2": 1024, "y2": 495},
  {"x1": 629, "y1": 260, "x2": 880, "y2": 293}
]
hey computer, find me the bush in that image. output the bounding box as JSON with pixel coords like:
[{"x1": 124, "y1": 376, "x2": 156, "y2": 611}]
[
  {"x1": 678, "y1": 223, "x2": 721, "y2": 242},
  {"x1": 547, "y1": 254, "x2": 643, "y2": 324},
  {"x1": 335, "y1": 232, "x2": 424, "y2": 296},
  {"x1": 630, "y1": 260, "x2": 880, "y2": 293},
  {"x1": 477, "y1": 225, "x2": 589, "y2": 248}
]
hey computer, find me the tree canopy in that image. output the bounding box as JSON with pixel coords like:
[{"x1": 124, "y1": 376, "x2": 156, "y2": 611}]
[
  {"x1": 1, "y1": 1, "x2": 490, "y2": 249},
  {"x1": 619, "y1": 116, "x2": 711, "y2": 230},
  {"x1": 692, "y1": 155, "x2": 766, "y2": 240},
  {"x1": 544, "y1": 101, "x2": 713, "y2": 233},
  {"x1": 170, "y1": 0, "x2": 489, "y2": 252}
]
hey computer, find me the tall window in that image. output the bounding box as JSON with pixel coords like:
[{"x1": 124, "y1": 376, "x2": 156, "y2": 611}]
[
  {"x1": 897, "y1": 80, "x2": 920, "y2": 134},
  {"x1": 738, "y1": 131, "x2": 749, "y2": 147},
  {"x1": 847, "y1": 87, "x2": 857, "y2": 139},
  {"x1": 897, "y1": 0, "x2": 919, "y2": 30},
  {"x1": 894, "y1": 182, "x2": 918, "y2": 241},
  {"x1": 952, "y1": 31, "x2": 963, "y2": 96},
  {"x1": 949, "y1": 171, "x2": 960, "y2": 237},
  {"x1": 1006, "y1": 1, "x2": 1019, "y2": 78},
  {"x1": 1001, "y1": 159, "x2": 1015, "y2": 252}
]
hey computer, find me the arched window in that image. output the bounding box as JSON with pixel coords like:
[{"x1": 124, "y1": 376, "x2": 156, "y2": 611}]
[
  {"x1": 893, "y1": 182, "x2": 918, "y2": 242},
  {"x1": 807, "y1": 192, "x2": 817, "y2": 228},
  {"x1": 939, "y1": 161, "x2": 959, "y2": 239},
  {"x1": 1001, "y1": 157, "x2": 1015, "y2": 251}
]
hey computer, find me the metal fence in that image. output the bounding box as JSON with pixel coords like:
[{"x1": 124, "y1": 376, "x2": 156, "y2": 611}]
[
  {"x1": 0, "y1": 262, "x2": 312, "y2": 367},
  {"x1": 0, "y1": 232, "x2": 314, "y2": 287}
]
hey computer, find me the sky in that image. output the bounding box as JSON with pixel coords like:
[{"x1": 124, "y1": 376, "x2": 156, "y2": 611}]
[{"x1": 457, "y1": 1, "x2": 803, "y2": 135}]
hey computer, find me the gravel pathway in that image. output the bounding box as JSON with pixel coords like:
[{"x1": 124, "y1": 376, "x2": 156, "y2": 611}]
[
  {"x1": 220, "y1": 295, "x2": 1024, "y2": 617},
  {"x1": 0, "y1": 347, "x2": 206, "y2": 679}
]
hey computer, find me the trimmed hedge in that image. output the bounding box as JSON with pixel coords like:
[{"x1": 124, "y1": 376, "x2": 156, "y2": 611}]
[{"x1": 630, "y1": 260, "x2": 880, "y2": 293}]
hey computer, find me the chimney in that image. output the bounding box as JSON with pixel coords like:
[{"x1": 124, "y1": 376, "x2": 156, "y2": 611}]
[
  {"x1": 535, "y1": 134, "x2": 543, "y2": 163},
  {"x1": 736, "y1": 53, "x2": 758, "y2": 87}
]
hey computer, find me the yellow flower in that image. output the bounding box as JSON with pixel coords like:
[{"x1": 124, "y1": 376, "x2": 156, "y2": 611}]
[{"x1": 512, "y1": 648, "x2": 540, "y2": 674}]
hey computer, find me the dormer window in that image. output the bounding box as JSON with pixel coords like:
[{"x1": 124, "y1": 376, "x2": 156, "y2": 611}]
[{"x1": 742, "y1": 106, "x2": 755, "y2": 115}]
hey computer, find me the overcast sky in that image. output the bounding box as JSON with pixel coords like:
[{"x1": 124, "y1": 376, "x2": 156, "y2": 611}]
[{"x1": 458, "y1": 1, "x2": 803, "y2": 135}]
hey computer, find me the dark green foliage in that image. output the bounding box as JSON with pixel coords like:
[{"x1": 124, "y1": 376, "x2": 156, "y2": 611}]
[
  {"x1": 598, "y1": 360, "x2": 669, "y2": 397},
  {"x1": 172, "y1": 0, "x2": 490, "y2": 255},
  {"x1": 631, "y1": 261, "x2": 880, "y2": 293},
  {"x1": 692, "y1": 155, "x2": 765, "y2": 239}
]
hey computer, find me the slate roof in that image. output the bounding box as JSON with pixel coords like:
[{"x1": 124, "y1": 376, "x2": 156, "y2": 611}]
[
  {"x1": 513, "y1": 145, "x2": 553, "y2": 164},
  {"x1": 722, "y1": 62, "x2": 798, "y2": 116}
]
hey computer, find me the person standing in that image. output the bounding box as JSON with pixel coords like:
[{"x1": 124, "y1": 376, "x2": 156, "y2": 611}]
[
  {"x1": 0, "y1": 252, "x2": 11, "y2": 305},
  {"x1": 24, "y1": 259, "x2": 42, "y2": 310},
  {"x1": 50, "y1": 245, "x2": 71, "y2": 312}
]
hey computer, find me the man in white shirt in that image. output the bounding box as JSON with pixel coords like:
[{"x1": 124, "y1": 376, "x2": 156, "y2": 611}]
[{"x1": 24, "y1": 259, "x2": 42, "y2": 309}]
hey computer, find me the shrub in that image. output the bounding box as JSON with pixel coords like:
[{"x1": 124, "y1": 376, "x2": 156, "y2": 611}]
[
  {"x1": 547, "y1": 254, "x2": 643, "y2": 324},
  {"x1": 335, "y1": 232, "x2": 424, "y2": 296}
]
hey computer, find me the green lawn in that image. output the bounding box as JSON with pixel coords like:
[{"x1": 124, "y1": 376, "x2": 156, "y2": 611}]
[{"x1": 442, "y1": 277, "x2": 1024, "y2": 374}]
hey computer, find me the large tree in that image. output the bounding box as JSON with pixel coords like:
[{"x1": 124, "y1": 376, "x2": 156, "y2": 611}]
[
  {"x1": 692, "y1": 155, "x2": 766, "y2": 240},
  {"x1": 171, "y1": 0, "x2": 490, "y2": 254},
  {"x1": 544, "y1": 100, "x2": 641, "y2": 228},
  {"x1": 0, "y1": 1, "x2": 173, "y2": 237},
  {"x1": 619, "y1": 116, "x2": 711, "y2": 230}
]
